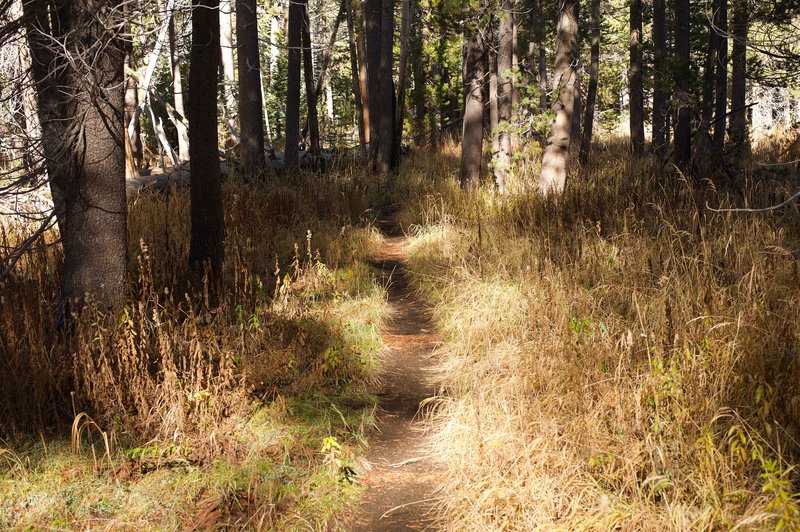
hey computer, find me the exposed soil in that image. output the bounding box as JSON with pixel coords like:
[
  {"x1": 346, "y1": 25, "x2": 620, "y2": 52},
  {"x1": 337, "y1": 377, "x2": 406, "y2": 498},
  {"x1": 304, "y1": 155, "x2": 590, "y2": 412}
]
[{"x1": 346, "y1": 213, "x2": 443, "y2": 531}]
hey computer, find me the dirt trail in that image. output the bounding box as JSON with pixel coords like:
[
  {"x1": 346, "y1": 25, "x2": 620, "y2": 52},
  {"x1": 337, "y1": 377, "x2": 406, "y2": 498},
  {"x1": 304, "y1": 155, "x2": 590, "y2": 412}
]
[{"x1": 347, "y1": 214, "x2": 442, "y2": 531}]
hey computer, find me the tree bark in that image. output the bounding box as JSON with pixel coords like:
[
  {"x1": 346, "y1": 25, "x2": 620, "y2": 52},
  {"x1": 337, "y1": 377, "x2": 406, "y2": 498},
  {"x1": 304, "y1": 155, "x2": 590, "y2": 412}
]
[
  {"x1": 629, "y1": 0, "x2": 644, "y2": 156},
  {"x1": 285, "y1": 0, "x2": 302, "y2": 168},
  {"x1": 673, "y1": 0, "x2": 691, "y2": 170},
  {"x1": 236, "y1": 0, "x2": 266, "y2": 180},
  {"x1": 460, "y1": 26, "x2": 484, "y2": 190},
  {"x1": 219, "y1": 0, "x2": 238, "y2": 143},
  {"x1": 538, "y1": 0, "x2": 579, "y2": 195},
  {"x1": 713, "y1": 0, "x2": 728, "y2": 151},
  {"x1": 189, "y1": 0, "x2": 225, "y2": 296},
  {"x1": 346, "y1": 0, "x2": 367, "y2": 152},
  {"x1": 301, "y1": 0, "x2": 321, "y2": 165},
  {"x1": 696, "y1": 1, "x2": 719, "y2": 163},
  {"x1": 394, "y1": 0, "x2": 411, "y2": 163},
  {"x1": 23, "y1": 0, "x2": 128, "y2": 312},
  {"x1": 652, "y1": 0, "x2": 668, "y2": 156},
  {"x1": 729, "y1": 0, "x2": 748, "y2": 156},
  {"x1": 365, "y1": 0, "x2": 381, "y2": 163},
  {"x1": 489, "y1": 34, "x2": 500, "y2": 175},
  {"x1": 376, "y1": 0, "x2": 395, "y2": 171},
  {"x1": 494, "y1": 0, "x2": 513, "y2": 193},
  {"x1": 580, "y1": 0, "x2": 599, "y2": 165},
  {"x1": 169, "y1": 13, "x2": 190, "y2": 161},
  {"x1": 409, "y1": 0, "x2": 426, "y2": 144}
]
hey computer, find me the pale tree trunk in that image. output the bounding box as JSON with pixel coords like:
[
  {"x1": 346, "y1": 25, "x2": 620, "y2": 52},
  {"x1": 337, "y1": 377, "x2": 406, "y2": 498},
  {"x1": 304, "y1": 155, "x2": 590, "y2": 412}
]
[
  {"x1": 285, "y1": 0, "x2": 302, "y2": 168},
  {"x1": 579, "y1": 0, "x2": 599, "y2": 165},
  {"x1": 125, "y1": 39, "x2": 143, "y2": 168},
  {"x1": 189, "y1": 0, "x2": 225, "y2": 297},
  {"x1": 489, "y1": 37, "x2": 500, "y2": 173},
  {"x1": 673, "y1": 0, "x2": 691, "y2": 169},
  {"x1": 652, "y1": 0, "x2": 668, "y2": 156},
  {"x1": 629, "y1": 0, "x2": 644, "y2": 156},
  {"x1": 219, "y1": 0, "x2": 239, "y2": 144},
  {"x1": 494, "y1": 0, "x2": 513, "y2": 193},
  {"x1": 345, "y1": 0, "x2": 367, "y2": 152},
  {"x1": 460, "y1": 26, "x2": 485, "y2": 190},
  {"x1": 301, "y1": 0, "x2": 320, "y2": 164},
  {"x1": 394, "y1": 0, "x2": 411, "y2": 163},
  {"x1": 729, "y1": 0, "x2": 748, "y2": 156},
  {"x1": 169, "y1": 14, "x2": 190, "y2": 161},
  {"x1": 236, "y1": 0, "x2": 266, "y2": 180},
  {"x1": 712, "y1": 0, "x2": 727, "y2": 151},
  {"x1": 270, "y1": 12, "x2": 280, "y2": 81},
  {"x1": 538, "y1": 0, "x2": 579, "y2": 195},
  {"x1": 23, "y1": 0, "x2": 128, "y2": 313}
]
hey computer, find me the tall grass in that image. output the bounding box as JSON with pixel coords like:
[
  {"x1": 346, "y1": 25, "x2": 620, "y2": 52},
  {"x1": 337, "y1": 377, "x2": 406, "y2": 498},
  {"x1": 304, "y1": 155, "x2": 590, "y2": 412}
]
[{"x1": 399, "y1": 139, "x2": 800, "y2": 529}]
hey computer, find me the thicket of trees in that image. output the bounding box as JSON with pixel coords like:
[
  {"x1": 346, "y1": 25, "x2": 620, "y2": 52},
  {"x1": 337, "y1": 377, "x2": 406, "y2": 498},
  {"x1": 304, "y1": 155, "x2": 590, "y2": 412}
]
[{"x1": 2, "y1": 0, "x2": 800, "y2": 308}]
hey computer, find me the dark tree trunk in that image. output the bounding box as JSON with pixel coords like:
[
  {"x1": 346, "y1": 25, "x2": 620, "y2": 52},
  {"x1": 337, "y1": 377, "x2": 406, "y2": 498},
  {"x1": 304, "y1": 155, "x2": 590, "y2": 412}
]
[
  {"x1": 236, "y1": 0, "x2": 266, "y2": 180},
  {"x1": 346, "y1": 0, "x2": 367, "y2": 152},
  {"x1": 629, "y1": 0, "x2": 644, "y2": 156},
  {"x1": 652, "y1": 0, "x2": 668, "y2": 156},
  {"x1": 376, "y1": 0, "x2": 395, "y2": 171},
  {"x1": 23, "y1": 0, "x2": 128, "y2": 313},
  {"x1": 495, "y1": 0, "x2": 513, "y2": 193},
  {"x1": 729, "y1": 0, "x2": 748, "y2": 156},
  {"x1": 696, "y1": 1, "x2": 719, "y2": 163},
  {"x1": 365, "y1": 0, "x2": 381, "y2": 163},
  {"x1": 539, "y1": 0, "x2": 579, "y2": 195},
  {"x1": 673, "y1": 0, "x2": 691, "y2": 170},
  {"x1": 713, "y1": 0, "x2": 728, "y2": 151},
  {"x1": 189, "y1": 0, "x2": 225, "y2": 295},
  {"x1": 301, "y1": 0, "x2": 320, "y2": 164},
  {"x1": 460, "y1": 26, "x2": 484, "y2": 190},
  {"x1": 285, "y1": 0, "x2": 302, "y2": 168},
  {"x1": 580, "y1": 0, "x2": 599, "y2": 165}
]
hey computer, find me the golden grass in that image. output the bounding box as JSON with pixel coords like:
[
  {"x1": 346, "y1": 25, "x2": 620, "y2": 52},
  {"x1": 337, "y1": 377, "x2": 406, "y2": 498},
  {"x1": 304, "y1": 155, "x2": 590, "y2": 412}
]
[{"x1": 398, "y1": 139, "x2": 800, "y2": 530}]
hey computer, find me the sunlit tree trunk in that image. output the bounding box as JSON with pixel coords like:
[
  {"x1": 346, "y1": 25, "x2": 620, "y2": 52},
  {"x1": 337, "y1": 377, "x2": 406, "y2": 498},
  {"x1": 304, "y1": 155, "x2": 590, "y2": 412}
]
[
  {"x1": 219, "y1": 0, "x2": 238, "y2": 143},
  {"x1": 169, "y1": 13, "x2": 190, "y2": 161},
  {"x1": 23, "y1": 0, "x2": 128, "y2": 313},
  {"x1": 301, "y1": 0, "x2": 320, "y2": 165},
  {"x1": 629, "y1": 0, "x2": 644, "y2": 156},
  {"x1": 494, "y1": 0, "x2": 513, "y2": 193},
  {"x1": 460, "y1": 26, "x2": 484, "y2": 190},
  {"x1": 365, "y1": 0, "x2": 381, "y2": 163},
  {"x1": 673, "y1": 0, "x2": 691, "y2": 169},
  {"x1": 346, "y1": 0, "x2": 367, "y2": 152},
  {"x1": 236, "y1": 0, "x2": 266, "y2": 180},
  {"x1": 652, "y1": 0, "x2": 668, "y2": 156},
  {"x1": 580, "y1": 0, "x2": 599, "y2": 164},
  {"x1": 538, "y1": 0, "x2": 579, "y2": 195},
  {"x1": 285, "y1": 0, "x2": 302, "y2": 168}
]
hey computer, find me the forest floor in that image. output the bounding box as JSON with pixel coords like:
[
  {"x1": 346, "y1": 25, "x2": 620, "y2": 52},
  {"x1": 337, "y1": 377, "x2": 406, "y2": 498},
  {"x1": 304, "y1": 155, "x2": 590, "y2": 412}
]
[{"x1": 346, "y1": 211, "x2": 443, "y2": 530}]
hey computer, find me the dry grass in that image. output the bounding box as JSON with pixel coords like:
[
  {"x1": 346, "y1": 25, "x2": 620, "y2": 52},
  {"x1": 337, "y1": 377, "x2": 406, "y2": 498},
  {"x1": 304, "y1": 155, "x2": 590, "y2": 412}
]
[
  {"x1": 398, "y1": 139, "x2": 800, "y2": 530},
  {"x1": 0, "y1": 168, "x2": 388, "y2": 528}
]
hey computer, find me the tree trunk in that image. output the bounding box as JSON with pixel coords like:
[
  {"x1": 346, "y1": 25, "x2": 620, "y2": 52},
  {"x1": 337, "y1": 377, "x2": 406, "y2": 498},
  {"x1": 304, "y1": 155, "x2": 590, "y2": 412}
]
[
  {"x1": 538, "y1": 0, "x2": 579, "y2": 195},
  {"x1": 236, "y1": 0, "x2": 266, "y2": 180},
  {"x1": 376, "y1": 0, "x2": 395, "y2": 171},
  {"x1": 673, "y1": 0, "x2": 691, "y2": 170},
  {"x1": 394, "y1": 0, "x2": 411, "y2": 163},
  {"x1": 301, "y1": 0, "x2": 321, "y2": 164},
  {"x1": 494, "y1": 0, "x2": 513, "y2": 193},
  {"x1": 713, "y1": 0, "x2": 728, "y2": 151},
  {"x1": 125, "y1": 41, "x2": 143, "y2": 168},
  {"x1": 460, "y1": 26, "x2": 484, "y2": 190},
  {"x1": 489, "y1": 37, "x2": 500, "y2": 176},
  {"x1": 219, "y1": 0, "x2": 238, "y2": 143},
  {"x1": 346, "y1": 0, "x2": 367, "y2": 152},
  {"x1": 729, "y1": 0, "x2": 748, "y2": 156},
  {"x1": 696, "y1": 2, "x2": 719, "y2": 163},
  {"x1": 285, "y1": 0, "x2": 302, "y2": 168},
  {"x1": 652, "y1": 0, "x2": 668, "y2": 156},
  {"x1": 409, "y1": 0, "x2": 426, "y2": 144},
  {"x1": 629, "y1": 0, "x2": 644, "y2": 156},
  {"x1": 365, "y1": 0, "x2": 381, "y2": 163},
  {"x1": 189, "y1": 0, "x2": 225, "y2": 296},
  {"x1": 579, "y1": 0, "x2": 599, "y2": 165},
  {"x1": 23, "y1": 0, "x2": 128, "y2": 313},
  {"x1": 169, "y1": 14, "x2": 190, "y2": 161}
]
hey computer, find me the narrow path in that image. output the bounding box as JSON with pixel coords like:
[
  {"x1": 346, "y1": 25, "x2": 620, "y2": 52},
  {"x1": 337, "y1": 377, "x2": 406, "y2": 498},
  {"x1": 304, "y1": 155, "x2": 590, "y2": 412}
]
[{"x1": 348, "y1": 214, "x2": 442, "y2": 531}]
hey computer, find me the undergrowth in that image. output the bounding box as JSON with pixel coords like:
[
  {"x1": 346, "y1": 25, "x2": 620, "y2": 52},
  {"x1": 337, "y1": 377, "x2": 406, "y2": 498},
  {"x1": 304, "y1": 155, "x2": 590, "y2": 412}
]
[
  {"x1": 397, "y1": 139, "x2": 800, "y2": 530},
  {"x1": 0, "y1": 168, "x2": 389, "y2": 529}
]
